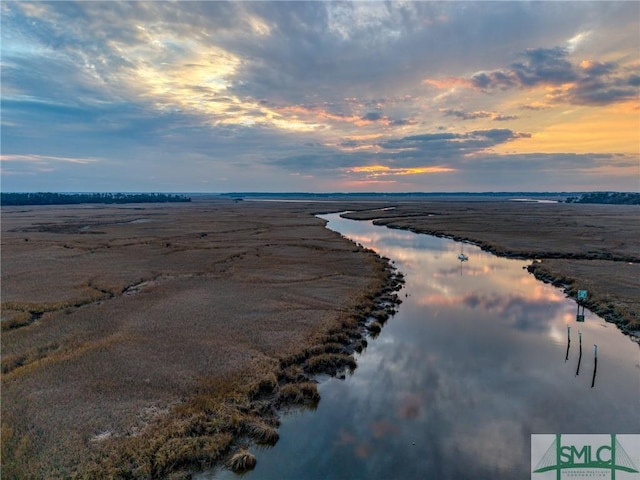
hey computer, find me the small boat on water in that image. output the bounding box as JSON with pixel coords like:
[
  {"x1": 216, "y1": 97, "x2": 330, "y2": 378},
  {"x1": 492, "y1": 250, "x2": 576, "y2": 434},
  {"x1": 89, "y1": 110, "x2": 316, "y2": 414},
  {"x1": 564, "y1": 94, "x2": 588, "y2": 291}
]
[{"x1": 458, "y1": 245, "x2": 469, "y2": 262}]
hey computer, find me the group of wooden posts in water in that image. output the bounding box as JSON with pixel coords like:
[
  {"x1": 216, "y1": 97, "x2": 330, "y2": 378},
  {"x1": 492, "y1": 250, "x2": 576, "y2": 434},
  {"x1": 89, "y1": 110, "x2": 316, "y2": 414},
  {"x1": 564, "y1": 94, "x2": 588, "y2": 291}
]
[
  {"x1": 566, "y1": 325, "x2": 598, "y2": 388},
  {"x1": 457, "y1": 248, "x2": 596, "y2": 387},
  {"x1": 566, "y1": 290, "x2": 597, "y2": 388}
]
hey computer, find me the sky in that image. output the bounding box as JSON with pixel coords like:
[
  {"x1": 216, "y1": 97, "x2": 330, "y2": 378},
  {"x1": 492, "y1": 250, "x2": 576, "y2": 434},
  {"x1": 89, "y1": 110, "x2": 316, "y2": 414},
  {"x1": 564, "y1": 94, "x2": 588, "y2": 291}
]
[{"x1": 1, "y1": 1, "x2": 639, "y2": 193}]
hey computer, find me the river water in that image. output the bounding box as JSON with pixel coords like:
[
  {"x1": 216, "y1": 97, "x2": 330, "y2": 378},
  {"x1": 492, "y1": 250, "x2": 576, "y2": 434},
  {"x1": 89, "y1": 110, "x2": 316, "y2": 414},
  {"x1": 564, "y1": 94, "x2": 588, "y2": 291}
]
[{"x1": 205, "y1": 212, "x2": 639, "y2": 479}]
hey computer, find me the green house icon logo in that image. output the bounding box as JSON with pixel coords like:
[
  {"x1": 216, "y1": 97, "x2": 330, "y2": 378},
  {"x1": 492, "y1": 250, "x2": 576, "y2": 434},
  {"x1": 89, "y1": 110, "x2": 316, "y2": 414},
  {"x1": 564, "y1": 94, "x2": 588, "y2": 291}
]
[{"x1": 533, "y1": 434, "x2": 639, "y2": 479}]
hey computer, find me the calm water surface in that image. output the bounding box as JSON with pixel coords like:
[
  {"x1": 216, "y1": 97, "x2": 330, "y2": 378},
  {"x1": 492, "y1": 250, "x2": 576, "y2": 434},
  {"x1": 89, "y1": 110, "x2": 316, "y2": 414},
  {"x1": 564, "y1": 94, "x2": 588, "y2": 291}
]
[{"x1": 205, "y1": 213, "x2": 639, "y2": 479}]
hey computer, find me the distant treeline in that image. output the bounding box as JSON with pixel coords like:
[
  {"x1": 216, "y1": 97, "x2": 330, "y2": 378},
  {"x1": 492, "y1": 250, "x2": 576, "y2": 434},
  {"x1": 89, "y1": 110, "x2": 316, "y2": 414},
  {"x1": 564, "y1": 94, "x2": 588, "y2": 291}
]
[
  {"x1": 221, "y1": 192, "x2": 570, "y2": 198},
  {"x1": 564, "y1": 192, "x2": 640, "y2": 205},
  {"x1": 1, "y1": 192, "x2": 191, "y2": 206}
]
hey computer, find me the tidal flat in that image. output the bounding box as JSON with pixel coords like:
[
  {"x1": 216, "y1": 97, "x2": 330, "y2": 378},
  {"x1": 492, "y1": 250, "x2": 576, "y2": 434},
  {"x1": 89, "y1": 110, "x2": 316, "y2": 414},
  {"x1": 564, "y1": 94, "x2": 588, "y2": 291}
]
[{"x1": 1, "y1": 197, "x2": 638, "y2": 479}]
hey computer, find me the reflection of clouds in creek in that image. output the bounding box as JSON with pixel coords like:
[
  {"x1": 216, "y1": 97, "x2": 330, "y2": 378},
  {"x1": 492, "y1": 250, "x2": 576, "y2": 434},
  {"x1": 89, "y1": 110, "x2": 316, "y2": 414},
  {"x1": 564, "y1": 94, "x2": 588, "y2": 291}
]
[
  {"x1": 322, "y1": 321, "x2": 530, "y2": 476},
  {"x1": 377, "y1": 233, "x2": 573, "y2": 338},
  {"x1": 433, "y1": 263, "x2": 509, "y2": 278},
  {"x1": 448, "y1": 419, "x2": 528, "y2": 473}
]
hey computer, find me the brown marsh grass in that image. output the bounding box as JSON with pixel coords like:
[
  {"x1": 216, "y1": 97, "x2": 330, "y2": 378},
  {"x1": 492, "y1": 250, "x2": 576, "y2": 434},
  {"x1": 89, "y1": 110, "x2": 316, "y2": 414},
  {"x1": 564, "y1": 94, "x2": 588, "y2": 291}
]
[
  {"x1": 276, "y1": 382, "x2": 321, "y2": 406},
  {"x1": 1, "y1": 199, "x2": 398, "y2": 479},
  {"x1": 304, "y1": 352, "x2": 358, "y2": 375},
  {"x1": 240, "y1": 420, "x2": 279, "y2": 446},
  {"x1": 226, "y1": 449, "x2": 257, "y2": 473}
]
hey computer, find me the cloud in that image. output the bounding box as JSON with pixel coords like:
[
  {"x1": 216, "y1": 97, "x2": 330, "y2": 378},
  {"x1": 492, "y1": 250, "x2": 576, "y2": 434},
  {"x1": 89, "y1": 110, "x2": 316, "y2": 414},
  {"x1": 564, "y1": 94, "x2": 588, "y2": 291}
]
[
  {"x1": 379, "y1": 129, "x2": 531, "y2": 156},
  {"x1": 518, "y1": 102, "x2": 551, "y2": 111},
  {"x1": 361, "y1": 112, "x2": 383, "y2": 121},
  {"x1": 468, "y1": 46, "x2": 578, "y2": 89},
  {"x1": 290, "y1": 128, "x2": 537, "y2": 179},
  {"x1": 502, "y1": 47, "x2": 577, "y2": 87},
  {"x1": 0, "y1": 154, "x2": 98, "y2": 165},
  {"x1": 493, "y1": 115, "x2": 519, "y2": 122},
  {"x1": 441, "y1": 109, "x2": 519, "y2": 122},
  {"x1": 389, "y1": 118, "x2": 418, "y2": 126},
  {"x1": 270, "y1": 128, "x2": 533, "y2": 185},
  {"x1": 346, "y1": 165, "x2": 455, "y2": 177},
  {"x1": 430, "y1": 46, "x2": 640, "y2": 106},
  {"x1": 555, "y1": 63, "x2": 640, "y2": 106},
  {"x1": 578, "y1": 60, "x2": 615, "y2": 76},
  {"x1": 441, "y1": 109, "x2": 493, "y2": 120}
]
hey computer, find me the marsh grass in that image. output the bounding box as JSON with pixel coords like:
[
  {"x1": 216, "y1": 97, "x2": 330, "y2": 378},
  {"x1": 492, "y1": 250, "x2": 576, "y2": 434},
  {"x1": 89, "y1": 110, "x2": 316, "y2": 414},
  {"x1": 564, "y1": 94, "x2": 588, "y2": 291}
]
[
  {"x1": 1, "y1": 342, "x2": 60, "y2": 375},
  {"x1": 305, "y1": 353, "x2": 358, "y2": 375},
  {"x1": 1, "y1": 286, "x2": 112, "y2": 332},
  {"x1": 247, "y1": 373, "x2": 278, "y2": 401},
  {"x1": 307, "y1": 342, "x2": 347, "y2": 357},
  {"x1": 79, "y1": 371, "x2": 273, "y2": 478},
  {"x1": 370, "y1": 309, "x2": 389, "y2": 324},
  {"x1": 529, "y1": 259, "x2": 640, "y2": 330},
  {"x1": 1, "y1": 201, "x2": 403, "y2": 479},
  {"x1": 240, "y1": 421, "x2": 279, "y2": 446},
  {"x1": 354, "y1": 339, "x2": 368, "y2": 353},
  {"x1": 367, "y1": 321, "x2": 383, "y2": 334},
  {"x1": 278, "y1": 365, "x2": 309, "y2": 385},
  {"x1": 76, "y1": 330, "x2": 375, "y2": 478},
  {"x1": 226, "y1": 448, "x2": 257, "y2": 474},
  {"x1": 277, "y1": 382, "x2": 320, "y2": 406},
  {"x1": 153, "y1": 434, "x2": 233, "y2": 475},
  {"x1": 322, "y1": 332, "x2": 351, "y2": 345},
  {"x1": 0, "y1": 311, "x2": 33, "y2": 330}
]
